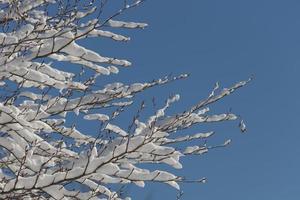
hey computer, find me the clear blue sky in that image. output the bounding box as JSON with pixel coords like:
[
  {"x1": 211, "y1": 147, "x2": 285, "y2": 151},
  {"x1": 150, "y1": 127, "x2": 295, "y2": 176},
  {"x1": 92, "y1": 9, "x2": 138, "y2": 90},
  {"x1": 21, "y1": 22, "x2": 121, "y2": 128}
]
[{"x1": 85, "y1": 0, "x2": 300, "y2": 199}]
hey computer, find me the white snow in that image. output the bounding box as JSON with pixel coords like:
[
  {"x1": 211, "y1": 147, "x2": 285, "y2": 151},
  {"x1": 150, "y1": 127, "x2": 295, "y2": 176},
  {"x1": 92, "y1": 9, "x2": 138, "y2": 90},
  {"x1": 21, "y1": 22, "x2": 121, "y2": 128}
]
[{"x1": 84, "y1": 113, "x2": 110, "y2": 121}]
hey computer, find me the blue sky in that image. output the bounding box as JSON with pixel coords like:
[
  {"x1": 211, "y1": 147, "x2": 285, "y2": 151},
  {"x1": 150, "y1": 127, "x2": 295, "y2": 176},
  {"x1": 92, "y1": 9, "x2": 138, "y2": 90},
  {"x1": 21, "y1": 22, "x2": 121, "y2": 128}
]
[{"x1": 85, "y1": 0, "x2": 300, "y2": 199}]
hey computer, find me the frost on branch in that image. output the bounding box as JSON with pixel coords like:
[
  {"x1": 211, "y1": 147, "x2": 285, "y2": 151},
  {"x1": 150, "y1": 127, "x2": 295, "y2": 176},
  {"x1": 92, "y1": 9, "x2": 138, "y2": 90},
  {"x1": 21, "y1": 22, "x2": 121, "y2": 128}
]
[{"x1": 0, "y1": 0, "x2": 250, "y2": 199}]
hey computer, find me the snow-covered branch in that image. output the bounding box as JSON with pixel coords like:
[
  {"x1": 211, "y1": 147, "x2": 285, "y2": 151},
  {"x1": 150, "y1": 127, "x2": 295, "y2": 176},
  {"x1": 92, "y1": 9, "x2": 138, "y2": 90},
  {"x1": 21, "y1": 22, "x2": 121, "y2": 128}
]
[{"x1": 0, "y1": 0, "x2": 250, "y2": 199}]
